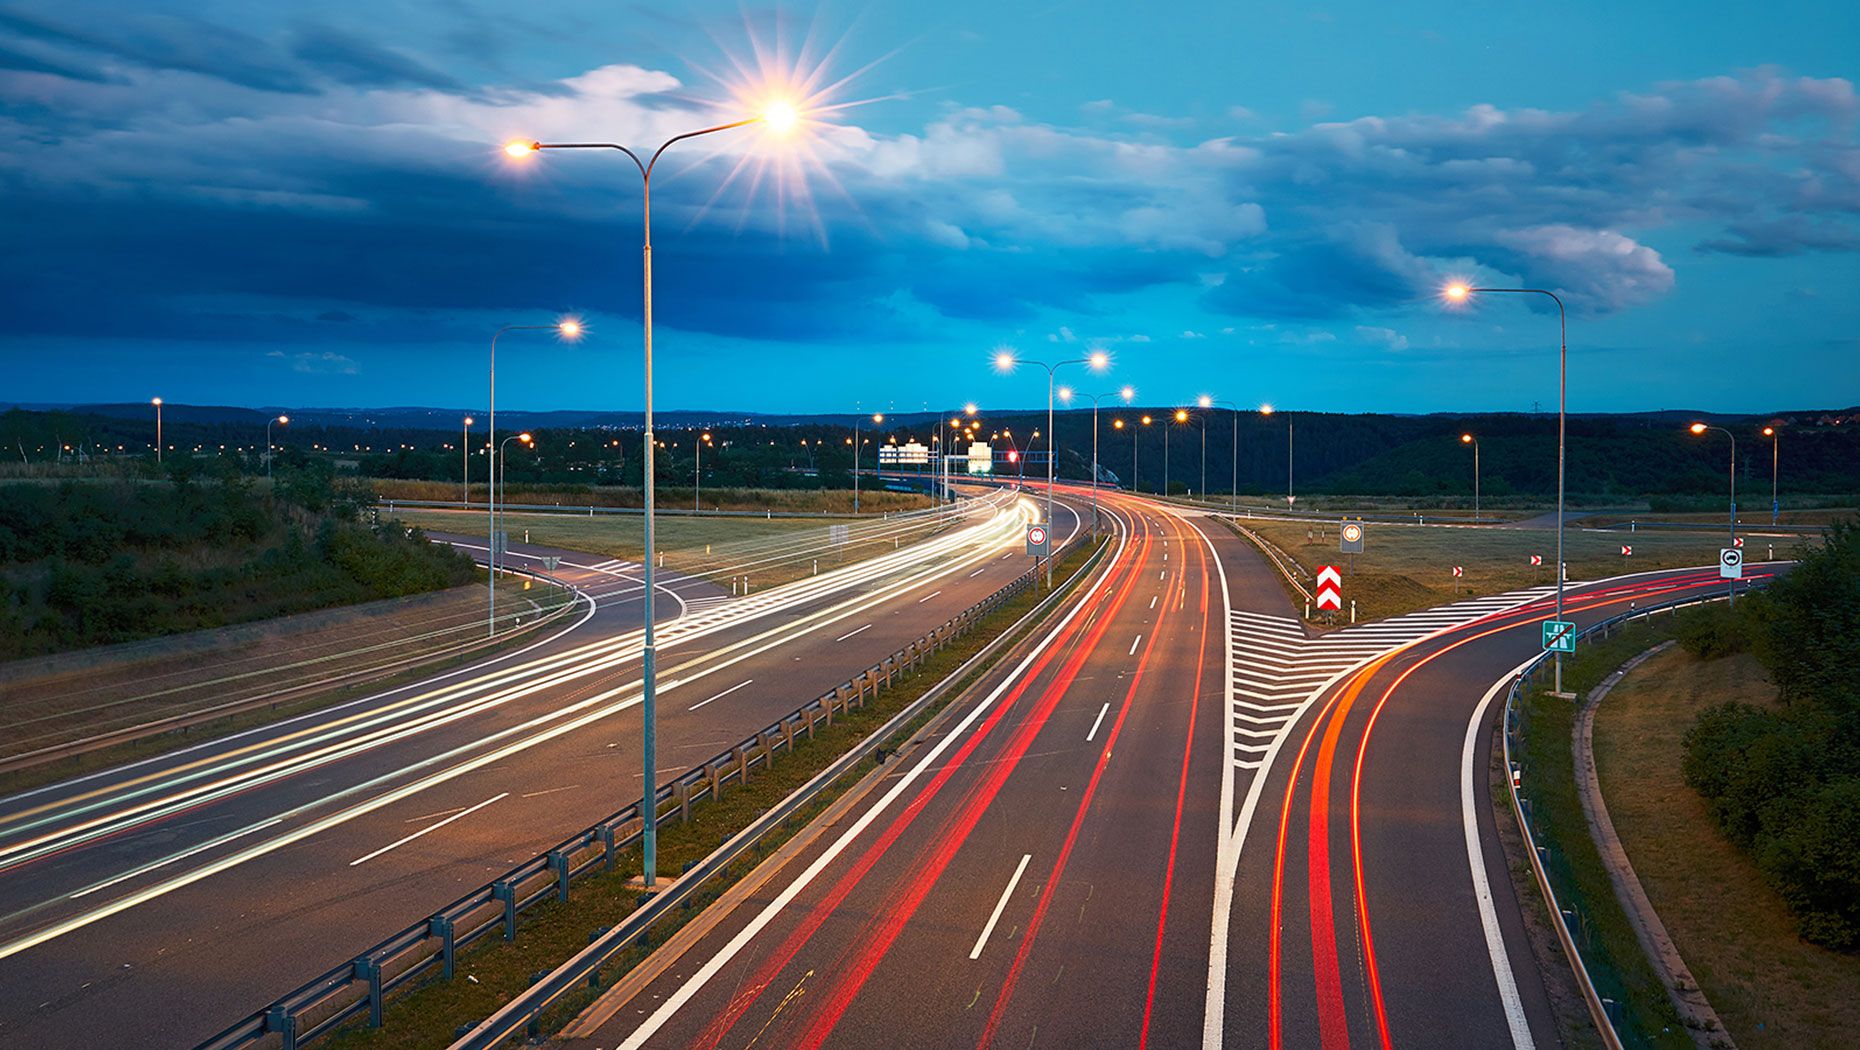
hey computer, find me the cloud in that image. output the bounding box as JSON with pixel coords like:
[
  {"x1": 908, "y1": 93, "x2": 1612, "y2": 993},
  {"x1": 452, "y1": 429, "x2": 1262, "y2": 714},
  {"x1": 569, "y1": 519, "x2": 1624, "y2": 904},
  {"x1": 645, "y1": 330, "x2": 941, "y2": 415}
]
[
  {"x1": 1354, "y1": 325, "x2": 1409, "y2": 351},
  {"x1": 288, "y1": 25, "x2": 462, "y2": 91},
  {"x1": 268, "y1": 350, "x2": 359, "y2": 374}
]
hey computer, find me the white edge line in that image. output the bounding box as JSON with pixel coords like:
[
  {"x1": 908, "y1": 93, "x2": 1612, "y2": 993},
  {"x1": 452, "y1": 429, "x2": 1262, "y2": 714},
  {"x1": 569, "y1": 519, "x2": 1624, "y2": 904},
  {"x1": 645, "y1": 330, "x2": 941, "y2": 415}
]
[
  {"x1": 1464, "y1": 658, "x2": 1539, "y2": 1050},
  {"x1": 350, "y1": 793, "x2": 507, "y2": 867},
  {"x1": 969, "y1": 853, "x2": 1033, "y2": 960}
]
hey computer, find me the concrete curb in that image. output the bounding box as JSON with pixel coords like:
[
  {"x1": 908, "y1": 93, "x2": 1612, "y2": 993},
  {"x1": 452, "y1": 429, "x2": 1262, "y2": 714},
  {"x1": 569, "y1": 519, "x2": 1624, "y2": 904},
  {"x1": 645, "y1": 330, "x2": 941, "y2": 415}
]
[{"x1": 1575, "y1": 640, "x2": 1737, "y2": 1050}]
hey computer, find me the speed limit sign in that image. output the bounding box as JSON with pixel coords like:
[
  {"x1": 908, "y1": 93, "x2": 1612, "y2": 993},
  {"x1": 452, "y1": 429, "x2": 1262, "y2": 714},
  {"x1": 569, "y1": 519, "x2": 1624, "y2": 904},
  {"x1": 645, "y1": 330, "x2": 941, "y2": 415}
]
[
  {"x1": 1719, "y1": 547, "x2": 1744, "y2": 580},
  {"x1": 1339, "y1": 521, "x2": 1365, "y2": 554},
  {"x1": 1026, "y1": 524, "x2": 1050, "y2": 557}
]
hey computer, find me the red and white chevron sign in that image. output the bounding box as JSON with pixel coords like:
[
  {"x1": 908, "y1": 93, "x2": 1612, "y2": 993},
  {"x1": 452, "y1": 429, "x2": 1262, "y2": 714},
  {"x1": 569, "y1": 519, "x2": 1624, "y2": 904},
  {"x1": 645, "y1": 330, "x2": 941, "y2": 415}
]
[
  {"x1": 1452, "y1": 566, "x2": 1464, "y2": 577},
  {"x1": 1316, "y1": 565, "x2": 1343, "y2": 611},
  {"x1": 1621, "y1": 545, "x2": 1633, "y2": 556},
  {"x1": 1733, "y1": 536, "x2": 1745, "y2": 548},
  {"x1": 1529, "y1": 555, "x2": 1542, "y2": 566}
]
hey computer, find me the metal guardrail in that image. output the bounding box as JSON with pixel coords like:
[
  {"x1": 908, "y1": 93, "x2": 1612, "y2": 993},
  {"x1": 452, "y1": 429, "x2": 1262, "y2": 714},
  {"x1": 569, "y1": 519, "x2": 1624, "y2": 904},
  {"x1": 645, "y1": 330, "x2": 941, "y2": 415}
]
[
  {"x1": 195, "y1": 540, "x2": 1083, "y2": 1050},
  {"x1": 1500, "y1": 589, "x2": 1735, "y2": 1050},
  {"x1": 1215, "y1": 516, "x2": 1314, "y2": 604}
]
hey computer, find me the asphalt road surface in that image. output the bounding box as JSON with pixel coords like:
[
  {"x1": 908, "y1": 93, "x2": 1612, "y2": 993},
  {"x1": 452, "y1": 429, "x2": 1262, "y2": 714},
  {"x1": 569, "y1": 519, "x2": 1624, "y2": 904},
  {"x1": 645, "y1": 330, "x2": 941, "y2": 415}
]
[
  {"x1": 556, "y1": 487, "x2": 1767, "y2": 1050},
  {"x1": 0, "y1": 488, "x2": 1070, "y2": 1049}
]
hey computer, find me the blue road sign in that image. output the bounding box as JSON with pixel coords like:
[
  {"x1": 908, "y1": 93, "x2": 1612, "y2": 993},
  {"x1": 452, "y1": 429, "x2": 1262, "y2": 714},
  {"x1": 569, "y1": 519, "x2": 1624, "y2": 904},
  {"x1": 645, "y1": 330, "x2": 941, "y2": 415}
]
[{"x1": 1542, "y1": 619, "x2": 1577, "y2": 654}]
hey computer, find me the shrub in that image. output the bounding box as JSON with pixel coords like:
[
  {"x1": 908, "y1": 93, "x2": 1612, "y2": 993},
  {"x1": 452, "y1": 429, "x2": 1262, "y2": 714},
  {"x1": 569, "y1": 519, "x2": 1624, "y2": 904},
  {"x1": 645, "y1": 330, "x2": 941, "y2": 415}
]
[{"x1": 1674, "y1": 601, "x2": 1751, "y2": 659}]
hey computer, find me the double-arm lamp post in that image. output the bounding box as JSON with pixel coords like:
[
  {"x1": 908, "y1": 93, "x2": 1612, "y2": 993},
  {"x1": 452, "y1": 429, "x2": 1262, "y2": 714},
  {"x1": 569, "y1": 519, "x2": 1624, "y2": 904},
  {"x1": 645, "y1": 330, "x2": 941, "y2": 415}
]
[
  {"x1": 995, "y1": 349, "x2": 1110, "y2": 583},
  {"x1": 505, "y1": 99, "x2": 797, "y2": 888},
  {"x1": 1445, "y1": 282, "x2": 1569, "y2": 693},
  {"x1": 1064, "y1": 385, "x2": 1135, "y2": 535}
]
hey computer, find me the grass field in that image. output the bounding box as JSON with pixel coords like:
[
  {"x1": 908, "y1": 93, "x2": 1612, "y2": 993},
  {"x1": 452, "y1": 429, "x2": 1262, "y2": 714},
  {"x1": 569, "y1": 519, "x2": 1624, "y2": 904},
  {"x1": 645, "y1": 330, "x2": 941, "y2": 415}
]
[
  {"x1": 1597, "y1": 646, "x2": 1860, "y2": 1048},
  {"x1": 1235, "y1": 516, "x2": 1793, "y2": 622},
  {"x1": 373, "y1": 479, "x2": 935, "y2": 515},
  {"x1": 390, "y1": 505, "x2": 963, "y2": 589}
]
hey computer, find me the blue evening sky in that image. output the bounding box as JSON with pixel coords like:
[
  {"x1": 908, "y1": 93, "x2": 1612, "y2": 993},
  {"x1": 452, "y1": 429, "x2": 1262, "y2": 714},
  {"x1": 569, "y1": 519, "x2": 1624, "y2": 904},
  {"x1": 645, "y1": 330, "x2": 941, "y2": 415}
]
[{"x1": 1, "y1": 1, "x2": 1856, "y2": 415}]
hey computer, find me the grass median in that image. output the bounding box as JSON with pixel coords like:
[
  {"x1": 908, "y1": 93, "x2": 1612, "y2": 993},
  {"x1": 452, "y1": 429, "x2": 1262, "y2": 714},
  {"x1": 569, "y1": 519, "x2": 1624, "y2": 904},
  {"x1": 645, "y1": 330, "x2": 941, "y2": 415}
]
[
  {"x1": 1514, "y1": 620, "x2": 1694, "y2": 1049},
  {"x1": 1234, "y1": 516, "x2": 1757, "y2": 623},
  {"x1": 323, "y1": 542, "x2": 1098, "y2": 1050},
  {"x1": 1595, "y1": 646, "x2": 1860, "y2": 1048}
]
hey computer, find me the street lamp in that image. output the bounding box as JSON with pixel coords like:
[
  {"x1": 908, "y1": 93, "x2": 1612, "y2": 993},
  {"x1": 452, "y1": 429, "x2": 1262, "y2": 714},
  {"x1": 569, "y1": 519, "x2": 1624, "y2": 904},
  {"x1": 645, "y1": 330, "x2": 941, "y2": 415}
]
[
  {"x1": 1200, "y1": 395, "x2": 1242, "y2": 518},
  {"x1": 1761, "y1": 425, "x2": 1780, "y2": 524},
  {"x1": 1444, "y1": 282, "x2": 1571, "y2": 693},
  {"x1": 265, "y1": 415, "x2": 289, "y2": 480},
  {"x1": 151, "y1": 397, "x2": 163, "y2": 465},
  {"x1": 1073, "y1": 385, "x2": 1134, "y2": 534},
  {"x1": 997, "y1": 349, "x2": 1109, "y2": 581},
  {"x1": 463, "y1": 416, "x2": 475, "y2": 505},
  {"x1": 511, "y1": 97, "x2": 800, "y2": 889},
  {"x1": 1461, "y1": 432, "x2": 1480, "y2": 523},
  {"x1": 1259, "y1": 403, "x2": 1294, "y2": 508},
  {"x1": 1132, "y1": 414, "x2": 1151, "y2": 492},
  {"x1": 694, "y1": 431, "x2": 712, "y2": 511},
  {"x1": 1163, "y1": 407, "x2": 1189, "y2": 496},
  {"x1": 486, "y1": 320, "x2": 581, "y2": 641},
  {"x1": 1688, "y1": 423, "x2": 1738, "y2": 545},
  {"x1": 853, "y1": 412, "x2": 882, "y2": 512},
  {"x1": 496, "y1": 432, "x2": 534, "y2": 599}
]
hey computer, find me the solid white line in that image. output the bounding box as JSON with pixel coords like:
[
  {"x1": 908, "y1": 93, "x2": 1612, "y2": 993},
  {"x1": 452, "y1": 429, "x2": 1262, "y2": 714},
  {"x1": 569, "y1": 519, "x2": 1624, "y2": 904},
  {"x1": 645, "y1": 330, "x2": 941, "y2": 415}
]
[
  {"x1": 349, "y1": 793, "x2": 506, "y2": 867},
  {"x1": 689, "y1": 679, "x2": 755, "y2": 712},
  {"x1": 1086, "y1": 703, "x2": 1110, "y2": 742},
  {"x1": 1128, "y1": 634, "x2": 1143, "y2": 656},
  {"x1": 917, "y1": 590, "x2": 943, "y2": 604},
  {"x1": 969, "y1": 854, "x2": 1033, "y2": 960},
  {"x1": 834, "y1": 624, "x2": 873, "y2": 642},
  {"x1": 1464, "y1": 658, "x2": 1538, "y2": 1049}
]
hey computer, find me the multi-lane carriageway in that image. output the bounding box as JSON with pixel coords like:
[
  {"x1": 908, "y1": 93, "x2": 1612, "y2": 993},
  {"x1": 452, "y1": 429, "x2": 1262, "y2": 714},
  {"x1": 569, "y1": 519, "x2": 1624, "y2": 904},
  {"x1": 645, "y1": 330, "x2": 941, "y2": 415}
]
[
  {"x1": 0, "y1": 488, "x2": 1049, "y2": 1048},
  {"x1": 554, "y1": 486, "x2": 1768, "y2": 1050},
  {"x1": 0, "y1": 480, "x2": 1764, "y2": 1050}
]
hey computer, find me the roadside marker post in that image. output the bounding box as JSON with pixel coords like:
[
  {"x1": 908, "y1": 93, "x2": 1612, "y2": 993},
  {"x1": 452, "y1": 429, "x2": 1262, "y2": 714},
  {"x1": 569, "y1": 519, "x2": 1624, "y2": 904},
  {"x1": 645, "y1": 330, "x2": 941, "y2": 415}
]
[{"x1": 1315, "y1": 565, "x2": 1343, "y2": 614}]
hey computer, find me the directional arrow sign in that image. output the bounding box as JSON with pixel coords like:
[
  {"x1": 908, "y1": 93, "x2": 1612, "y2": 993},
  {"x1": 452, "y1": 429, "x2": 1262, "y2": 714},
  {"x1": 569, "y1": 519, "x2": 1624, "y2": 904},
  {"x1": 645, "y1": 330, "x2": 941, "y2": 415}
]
[
  {"x1": 1452, "y1": 566, "x2": 1464, "y2": 577},
  {"x1": 1733, "y1": 536, "x2": 1745, "y2": 548},
  {"x1": 1315, "y1": 565, "x2": 1343, "y2": 611},
  {"x1": 1529, "y1": 555, "x2": 1543, "y2": 566},
  {"x1": 1542, "y1": 619, "x2": 1577, "y2": 654},
  {"x1": 1620, "y1": 545, "x2": 1633, "y2": 556}
]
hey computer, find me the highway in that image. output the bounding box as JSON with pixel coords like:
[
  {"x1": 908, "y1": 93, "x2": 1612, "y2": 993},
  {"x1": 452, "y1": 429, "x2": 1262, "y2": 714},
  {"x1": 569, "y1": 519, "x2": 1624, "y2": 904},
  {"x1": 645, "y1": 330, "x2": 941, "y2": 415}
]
[
  {"x1": 548, "y1": 487, "x2": 1764, "y2": 1050},
  {"x1": 0, "y1": 488, "x2": 1066, "y2": 1049}
]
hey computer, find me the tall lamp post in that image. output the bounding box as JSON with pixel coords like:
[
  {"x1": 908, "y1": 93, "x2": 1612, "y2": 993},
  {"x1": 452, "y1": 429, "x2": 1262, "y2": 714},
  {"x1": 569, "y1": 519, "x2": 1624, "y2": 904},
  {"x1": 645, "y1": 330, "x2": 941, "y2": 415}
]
[
  {"x1": 509, "y1": 101, "x2": 796, "y2": 888},
  {"x1": 1259, "y1": 404, "x2": 1294, "y2": 507},
  {"x1": 1461, "y1": 432, "x2": 1480, "y2": 523},
  {"x1": 265, "y1": 415, "x2": 289, "y2": 480},
  {"x1": 1073, "y1": 385, "x2": 1134, "y2": 534},
  {"x1": 1199, "y1": 395, "x2": 1242, "y2": 518},
  {"x1": 1165, "y1": 408, "x2": 1189, "y2": 496},
  {"x1": 485, "y1": 320, "x2": 580, "y2": 640},
  {"x1": 1762, "y1": 425, "x2": 1780, "y2": 524},
  {"x1": 462, "y1": 416, "x2": 475, "y2": 505},
  {"x1": 1445, "y1": 283, "x2": 1570, "y2": 693},
  {"x1": 694, "y1": 431, "x2": 711, "y2": 511},
  {"x1": 1689, "y1": 422, "x2": 1738, "y2": 604},
  {"x1": 151, "y1": 397, "x2": 164, "y2": 465},
  {"x1": 996, "y1": 350, "x2": 1110, "y2": 583},
  {"x1": 495, "y1": 432, "x2": 534, "y2": 602},
  {"x1": 853, "y1": 412, "x2": 882, "y2": 512}
]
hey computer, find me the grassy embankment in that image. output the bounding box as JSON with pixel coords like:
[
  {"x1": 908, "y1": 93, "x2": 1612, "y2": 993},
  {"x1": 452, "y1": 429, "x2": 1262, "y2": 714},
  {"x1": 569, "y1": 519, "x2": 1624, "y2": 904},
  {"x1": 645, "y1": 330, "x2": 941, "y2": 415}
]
[
  {"x1": 373, "y1": 479, "x2": 934, "y2": 515},
  {"x1": 322, "y1": 542, "x2": 1097, "y2": 1050},
  {"x1": 1235, "y1": 516, "x2": 1767, "y2": 623},
  {"x1": 391, "y1": 501, "x2": 974, "y2": 590},
  {"x1": 1597, "y1": 646, "x2": 1860, "y2": 1048}
]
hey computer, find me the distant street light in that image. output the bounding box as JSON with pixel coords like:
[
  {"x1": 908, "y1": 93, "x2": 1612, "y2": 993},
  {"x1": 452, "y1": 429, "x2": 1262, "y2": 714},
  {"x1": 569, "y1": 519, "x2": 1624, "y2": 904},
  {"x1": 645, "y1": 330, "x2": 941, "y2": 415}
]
[
  {"x1": 265, "y1": 415, "x2": 289, "y2": 480},
  {"x1": 1444, "y1": 282, "x2": 1571, "y2": 693},
  {"x1": 1072, "y1": 385, "x2": 1134, "y2": 535},
  {"x1": 694, "y1": 431, "x2": 713, "y2": 511},
  {"x1": 1461, "y1": 432, "x2": 1480, "y2": 523},
  {"x1": 1688, "y1": 422, "x2": 1738, "y2": 545},
  {"x1": 496, "y1": 432, "x2": 534, "y2": 597},
  {"x1": 853, "y1": 412, "x2": 882, "y2": 512},
  {"x1": 1199, "y1": 395, "x2": 1242, "y2": 518},
  {"x1": 1761, "y1": 425, "x2": 1781, "y2": 524},
  {"x1": 511, "y1": 98, "x2": 799, "y2": 889},
  {"x1": 995, "y1": 349, "x2": 1110, "y2": 580},
  {"x1": 1132, "y1": 414, "x2": 1152, "y2": 493},
  {"x1": 1164, "y1": 408, "x2": 1189, "y2": 496},
  {"x1": 151, "y1": 397, "x2": 163, "y2": 465},
  {"x1": 486, "y1": 321, "x2": 581, "y2": 639},
  {"x1": 1259, "y1": 403, "x2": 1294, "y2": 508},
  {"x1": 462, "y1": 416, "x2": 475, "y2": 505}
]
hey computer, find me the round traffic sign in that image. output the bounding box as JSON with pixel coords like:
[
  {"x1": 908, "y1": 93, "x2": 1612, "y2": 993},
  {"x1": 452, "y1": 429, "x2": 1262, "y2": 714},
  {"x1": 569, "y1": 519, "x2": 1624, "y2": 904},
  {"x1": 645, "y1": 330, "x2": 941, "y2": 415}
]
[
  {"x1": 1028, "y1": 526, "x2": 1047, "y2": 545},
  {"x1": 1341, "y1": 523, "x2": 1363, "y2": 543},
  {"x1": 1721, "y1": 548, "x2": 1742, "y2": 568}
]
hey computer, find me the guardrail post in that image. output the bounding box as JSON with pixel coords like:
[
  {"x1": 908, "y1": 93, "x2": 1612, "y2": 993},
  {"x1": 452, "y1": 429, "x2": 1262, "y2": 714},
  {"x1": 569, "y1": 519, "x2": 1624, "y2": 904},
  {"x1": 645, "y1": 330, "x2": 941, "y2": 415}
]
[
  {"x1": 675, "y1": 779, "x2": 692, "y2": 823},
  {"x1": 266, "y1": 1005, "x2": 297, "y2": 1050},
  {"x1": 781, "y1": 717, "x2": 796, "y2": 754},
  {"x1": 493, "y1": 880, "x2": 517, "y2": 941},
  {"x1": 600, "y1": 823, "x2": 616, "y2": 871},
  {"x1": 354, "y1": 955, "x2": 383, "y2": 1027},
  {"x1": 587, "y1": 927, "x2": 612, "y2": 988},
  {"x1": 548, "y1": 849, "x2": 570, "y2": 903},
  {"x1": 430, "y1": 914, "x2": 456, "y2": 980},
  {"x1": 736, "y1": 745, "x2": 749, "y2": 785},
  {"x1": 707, "y1": 756, "x2": 722, "y2": 798}
]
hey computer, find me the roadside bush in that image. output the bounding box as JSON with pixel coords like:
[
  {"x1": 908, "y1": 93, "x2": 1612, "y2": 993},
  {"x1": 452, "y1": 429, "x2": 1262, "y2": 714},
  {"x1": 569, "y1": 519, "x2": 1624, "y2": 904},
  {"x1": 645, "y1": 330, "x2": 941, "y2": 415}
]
[
  {"x1": 1673, "y1": 601, "x2": 1751, "y2": 659},
  {"x1": 1682, "y1": 516, "x2": 1860, "y2": 950}
]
